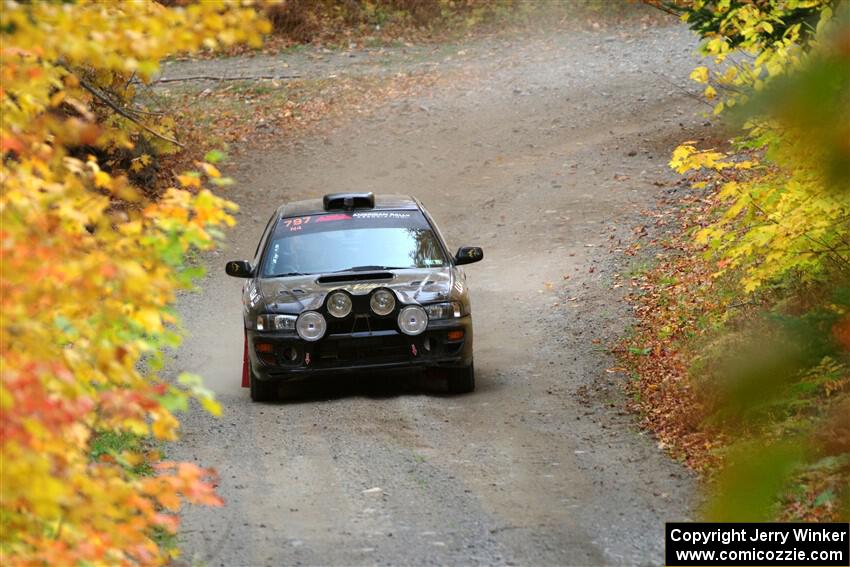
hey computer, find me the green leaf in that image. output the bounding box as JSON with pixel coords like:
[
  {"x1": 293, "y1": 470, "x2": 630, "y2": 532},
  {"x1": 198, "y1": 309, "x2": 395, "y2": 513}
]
[
  {"x1": 204, "y1": 149, "x2": 227, "y2": 164},
  {"x1": 813, "y1": 489, "x2": 834, "y2": 507},
  {"x1": 177, "y1": 372, "x2": 203, "y2": 388},
  {"x1": 159, "y1": 390, "x2": 189, "y2": 413},
  {"x1": 211, "y1": 176, "x2": 234, "y2": 187}
]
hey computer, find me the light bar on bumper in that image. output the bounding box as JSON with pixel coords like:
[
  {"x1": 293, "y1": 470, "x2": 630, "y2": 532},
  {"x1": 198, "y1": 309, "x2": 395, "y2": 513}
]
[
  {"x1": 398, "y1": 305, "x2": 428, "y2": 335},
  {"x1": 296, "y1": 311, "x2": 327, "y2": 341}
]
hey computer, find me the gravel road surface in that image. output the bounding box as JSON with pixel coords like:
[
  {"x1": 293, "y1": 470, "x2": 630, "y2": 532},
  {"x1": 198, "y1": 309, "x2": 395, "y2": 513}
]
[{"x1": 171, "y1": 18, "x2": 706, "y2": 566}]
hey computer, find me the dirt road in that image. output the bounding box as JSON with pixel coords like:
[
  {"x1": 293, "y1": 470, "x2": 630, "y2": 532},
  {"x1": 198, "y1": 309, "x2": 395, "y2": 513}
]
[{"x1": 172, "y1": 18, "x2": 706, "y2": 566}]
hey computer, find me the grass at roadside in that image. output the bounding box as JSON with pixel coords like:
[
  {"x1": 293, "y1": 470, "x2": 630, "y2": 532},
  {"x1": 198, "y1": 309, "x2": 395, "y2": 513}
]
[
  {"x1": 138, "y1": 69, "x2": 442, "y2": 191},
  {"x1": 90, "y1": 430, "x2": 157, "y2": 476},
  {"x1": 616, "y1": 181, "x2": 850, "y2": 522},
  {"x1": 171, "y1": 72, "x2": 440, "y2": 147},
  {"x1": 89, "y1": 431, "x2": 181, "y2": 552}
]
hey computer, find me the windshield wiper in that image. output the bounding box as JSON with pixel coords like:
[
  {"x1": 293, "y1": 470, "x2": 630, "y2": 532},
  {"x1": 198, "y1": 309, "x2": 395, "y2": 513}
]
[
  {"x1": 268, "y1": 271, "x2": 311, "y2": 278},
  {"x1": 334, "y1": 265, "x2": 407, "y2": 272}
]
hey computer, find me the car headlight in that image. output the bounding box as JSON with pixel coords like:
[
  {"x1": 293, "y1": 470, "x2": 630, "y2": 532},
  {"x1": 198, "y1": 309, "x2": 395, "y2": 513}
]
[
  {"x1": 296, "y1": 311, "x2": 327, "y2": 341},
  {"x1": 327, "y1": 291, "x2": 352, "y2": 318},
  {"x1": 370, "y1": 288, "x2": 396, "y2": 316},
  {"x1": 424, "y1": 301, "x2": 462, "y2": 320},
  {"x1": 398, "y1": 305, "x2": 428, "y2": 336},
  {"x1": 256, "y1": 314, "x2": 296, "y2": 332}
]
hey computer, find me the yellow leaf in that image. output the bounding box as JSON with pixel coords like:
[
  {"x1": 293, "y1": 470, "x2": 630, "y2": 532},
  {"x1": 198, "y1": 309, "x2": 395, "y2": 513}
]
[
  {"x1": 200, "y1": 397, "x2": 222, "y2": 417},
  {"x1": 49, "y1": 91, "x2": 66, "y2": 107},
  {"x1": 690, "y1": 66, "x2": 710, "y2": 84},
  {"x1": 133, "y1": 309, "x2": 163, "y2": 333},
  {"x1": 199, "y1": 162, "x2": 221, "y2": 178},
  {"x1": 177, "y1": 174, "x2": 201, "y2": 188},
  {"x1": 94, "y1": 170, "x2": 112, "y2": 189},
  {"x1": 152, "y1": 412, "x2": 179, "y2": 441}
]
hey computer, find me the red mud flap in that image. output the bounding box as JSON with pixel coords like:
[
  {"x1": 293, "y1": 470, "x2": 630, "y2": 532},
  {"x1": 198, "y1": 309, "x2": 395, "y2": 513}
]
[{"x1": 241, "y1": 330, "x2": 249, "y2": 388}]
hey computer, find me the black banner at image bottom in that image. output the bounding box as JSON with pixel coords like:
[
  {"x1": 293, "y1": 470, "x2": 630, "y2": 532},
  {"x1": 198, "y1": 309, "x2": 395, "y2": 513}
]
[{"x1": 665, "y1": 523, "x2": 849, "y2": 566}]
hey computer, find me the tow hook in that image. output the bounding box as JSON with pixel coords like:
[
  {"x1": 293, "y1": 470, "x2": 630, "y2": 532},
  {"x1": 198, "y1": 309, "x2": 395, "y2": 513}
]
[
  {"x1": 411, "y1": 344, "x2": 418, "y2": 357},
  {"x1": 305, "y1": 352, "x2": 311, "y2": 366}
]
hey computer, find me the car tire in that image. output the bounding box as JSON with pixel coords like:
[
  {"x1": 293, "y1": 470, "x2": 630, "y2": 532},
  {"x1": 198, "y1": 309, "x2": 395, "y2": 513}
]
[
  {"x1": 447, "y1": 363, "x2": 475, "y2": 394},
  {"x1": 249, "y1": 364, "x2": 277, "y2": 402}
]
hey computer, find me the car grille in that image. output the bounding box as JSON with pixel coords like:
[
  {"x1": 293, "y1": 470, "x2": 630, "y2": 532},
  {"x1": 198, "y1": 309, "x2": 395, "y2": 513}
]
[
  {"x1": 315, "y1": 333, "x2": 410, "y2": 367},
  {"x1": 326, "y1": 313, "x2": 397, "y2": 334}
]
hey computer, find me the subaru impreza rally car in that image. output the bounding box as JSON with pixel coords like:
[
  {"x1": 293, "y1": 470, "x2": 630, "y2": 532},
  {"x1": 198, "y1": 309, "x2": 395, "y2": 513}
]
[{"x1": 226, "y1": 192, "x2": 483, "y2": 401}]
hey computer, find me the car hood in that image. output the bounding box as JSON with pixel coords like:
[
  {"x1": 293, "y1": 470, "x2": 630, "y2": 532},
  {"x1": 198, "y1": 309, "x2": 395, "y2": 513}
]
[{"x1": 253, "y1": 268, "x2": 462, "y2": 314}]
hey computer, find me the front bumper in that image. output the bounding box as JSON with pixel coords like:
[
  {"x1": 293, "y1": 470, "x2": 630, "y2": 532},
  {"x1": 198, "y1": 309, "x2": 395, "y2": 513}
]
[{"x1": 247, "y1": 316, "x2": 473, "y2": 382}]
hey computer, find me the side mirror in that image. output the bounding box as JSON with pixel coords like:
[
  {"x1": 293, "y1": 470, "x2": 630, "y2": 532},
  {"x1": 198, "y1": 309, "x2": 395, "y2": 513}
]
[
  {"x1": 454, "y1": 246, "x2": 483, "y2": 266},
  {"x1": 225, "y1": 260, "x2": 254, "y2": 278}
]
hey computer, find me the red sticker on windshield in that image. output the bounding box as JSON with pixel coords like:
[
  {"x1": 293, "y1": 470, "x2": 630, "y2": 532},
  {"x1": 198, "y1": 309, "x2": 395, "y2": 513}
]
[{"x1": 315, "y1": 214, "x2": 352, "y2": 223}]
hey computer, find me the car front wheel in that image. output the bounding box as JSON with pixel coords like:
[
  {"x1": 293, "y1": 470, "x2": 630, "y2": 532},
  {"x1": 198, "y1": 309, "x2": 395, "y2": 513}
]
[
  {"x1": 249, "y1": 364, "x2": 278, "y2": 402},
  {"x1": 447, "y1": 363, "x2": 475, "y2": 394}
]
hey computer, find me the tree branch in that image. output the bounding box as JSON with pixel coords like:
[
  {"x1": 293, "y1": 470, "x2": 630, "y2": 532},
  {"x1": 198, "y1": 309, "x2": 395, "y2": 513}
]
[
  {"x1": 151, "y1": 74, "x2": 300, "y2": 84},
  {"x1": 639, "y1": 0, "x2": 680, "y2": 18},
  {"x1": 651, "y1": 71, "x2": 714, "y2": 108},
  {"x1": 76, "y1": 74, "x2": 186, "y2": 149}
]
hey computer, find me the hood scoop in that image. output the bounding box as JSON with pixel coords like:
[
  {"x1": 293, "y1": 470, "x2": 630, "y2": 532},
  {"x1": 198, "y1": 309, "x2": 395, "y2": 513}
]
[
  {"x1": 279, "y1": 288, "x2": 306, "y2": 295},
  {"x1": 317, "y1": 271, "x2": 394, "y2": 284}
]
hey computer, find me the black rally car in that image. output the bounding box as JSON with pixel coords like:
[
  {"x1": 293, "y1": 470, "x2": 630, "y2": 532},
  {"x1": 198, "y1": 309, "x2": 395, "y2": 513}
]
[{"x1": 226, "y1": 192, "x2": 483, "y2": 401}]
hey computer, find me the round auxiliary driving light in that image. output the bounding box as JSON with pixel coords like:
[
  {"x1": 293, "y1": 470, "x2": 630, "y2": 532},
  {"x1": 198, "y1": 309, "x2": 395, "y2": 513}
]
[
  {"x1": 296, "y1": 311, "x2": 327, "y2": 342},
  {"x1": 370, "y1": 288, "x2": 396, "y2": 316},
  {"x1": 327, "y1": 291, "x2": 352, "y2": 318},
  {"x1": 398, "y1": 305, "x2": 428, "y2": 336}
]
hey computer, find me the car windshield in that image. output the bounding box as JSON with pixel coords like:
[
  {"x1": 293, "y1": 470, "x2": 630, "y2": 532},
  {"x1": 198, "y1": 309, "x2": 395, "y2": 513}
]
[{"x1": 261, "y1": 210, "x2": 448, "y2": 277}]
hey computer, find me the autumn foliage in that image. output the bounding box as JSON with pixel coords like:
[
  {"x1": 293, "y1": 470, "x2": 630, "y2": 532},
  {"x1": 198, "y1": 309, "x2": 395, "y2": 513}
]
[
  {"x1": 625, "y1": 0, "x2": 849, "y2": 520},
  {"x1": 672, "y1": 0, "x2": 849, "y2": 292},
  {"x1": 0, "y1": 1, "x2": 269, "y2": 564}
]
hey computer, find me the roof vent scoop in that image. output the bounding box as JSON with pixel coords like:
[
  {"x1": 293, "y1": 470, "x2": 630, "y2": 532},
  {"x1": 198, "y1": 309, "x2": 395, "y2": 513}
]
[{"x1": 323, "y1": 192, "x2": 375, "y2": 211}]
